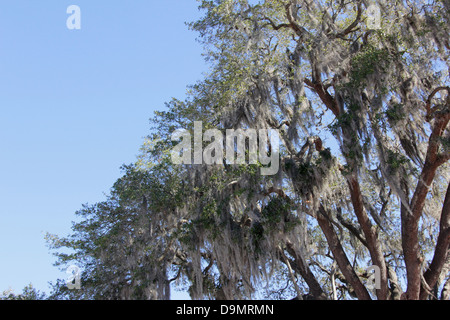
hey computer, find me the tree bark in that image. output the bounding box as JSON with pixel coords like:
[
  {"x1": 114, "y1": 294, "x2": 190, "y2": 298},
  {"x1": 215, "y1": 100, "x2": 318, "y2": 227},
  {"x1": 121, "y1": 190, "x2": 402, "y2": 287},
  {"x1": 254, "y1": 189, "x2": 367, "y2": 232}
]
[
  {"x1": 441, "y1": 277, "x2": 450, "y2": 300},
  {"x1": 347, "y1": 177, "x2": 389, "y2": 300},
  {"x1": 316, "y1": 205, "x2": 372, "y2": 300},
  {"x1": 387, "y1": 265, "x2": 402, "y2": 300},
  {"x1": 285, "y1": 241, "x2": 328, "y2": 300},
  {"x1": 403, "y1": 111, "x2": 450, "y2": 299},
  {"x1": 420, "y1": 182, "x2": 450, "y2": 299}
]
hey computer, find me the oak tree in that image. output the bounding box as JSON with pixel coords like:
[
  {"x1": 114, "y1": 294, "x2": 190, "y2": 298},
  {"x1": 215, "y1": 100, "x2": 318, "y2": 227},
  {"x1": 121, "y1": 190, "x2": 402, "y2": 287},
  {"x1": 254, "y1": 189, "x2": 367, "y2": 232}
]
[{"x1": 48, "y1": 0, "x2": 450, "y2": 300}]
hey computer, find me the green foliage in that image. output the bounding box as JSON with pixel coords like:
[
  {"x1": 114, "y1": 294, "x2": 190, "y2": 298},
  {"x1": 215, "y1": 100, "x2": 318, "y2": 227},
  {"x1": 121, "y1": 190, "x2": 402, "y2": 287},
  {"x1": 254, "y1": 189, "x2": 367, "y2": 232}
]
[
  {"x1": 250, "y1": 221, "x2": 264, "y2": 255},
  {"x1": 45, "y1": 0, "x2": 450, "y2": 301},
  {"x1": 349, "y1": 45, "x2": 391, "y2": 88},
  {"x1": 385, "y1": 103, "x2": 405, "y2": 123},
  {"x1": 1, "y1": 284, "x2": 46, "y2": 300},
  {"x1": 262, "y1": 197, "x2": 289, "y2": 226},
  {"x1": 386, "y1": 149, "x2": 409, "y2": 171}
]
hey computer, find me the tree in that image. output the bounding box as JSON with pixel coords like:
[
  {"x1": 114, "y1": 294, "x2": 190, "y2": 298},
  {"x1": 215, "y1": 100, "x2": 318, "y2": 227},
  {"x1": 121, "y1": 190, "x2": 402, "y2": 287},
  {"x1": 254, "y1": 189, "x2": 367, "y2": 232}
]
[
  {"x1": 47, "y1": 164, "x2": 186, "y2": 300},
  {"x1": 49, "y1": 0, "x2": 449, "y2": 300},
  {"x1": 0, "y1": 284, "x2": 46, "y2": 300}
]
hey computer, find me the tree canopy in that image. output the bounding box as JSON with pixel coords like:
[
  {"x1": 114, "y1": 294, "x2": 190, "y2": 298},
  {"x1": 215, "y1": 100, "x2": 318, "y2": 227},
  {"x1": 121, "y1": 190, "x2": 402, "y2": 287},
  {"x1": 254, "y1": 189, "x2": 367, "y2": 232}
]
[
  {"x1": 1, "y1": 284, "x2": 47, "y2": 300},
  {"x1": 46, "y1": 0, "x2": 450, "y2": 300}
]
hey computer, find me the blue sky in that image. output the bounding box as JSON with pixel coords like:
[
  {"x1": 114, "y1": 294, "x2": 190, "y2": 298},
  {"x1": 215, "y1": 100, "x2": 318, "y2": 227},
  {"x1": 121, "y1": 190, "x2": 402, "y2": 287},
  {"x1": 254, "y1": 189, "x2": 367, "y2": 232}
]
[{"x1": 0, "y1": 1, "x2": 206, "y2": 297}]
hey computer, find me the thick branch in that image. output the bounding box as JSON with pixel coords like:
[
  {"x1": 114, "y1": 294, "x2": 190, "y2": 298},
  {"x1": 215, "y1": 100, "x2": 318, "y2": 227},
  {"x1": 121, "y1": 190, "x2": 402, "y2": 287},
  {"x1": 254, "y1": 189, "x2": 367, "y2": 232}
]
[
  {"x1": 283, "y1": 3, "x2": 307, "y2": 37},
  {"x1": 285, "y1": 241, "x2": 328, "y2": 300},
  {"x1": 425, "y1": 86, "x2": 450, "y2": 120},
  {"x1": 279, "y1": 246, "x2": 304, "y2": 300},
  {"x1": 304, "y1": 78, "x2": 340, "y2": 116},
  {"x1": 336, "y1": 208, "x2": 368, "y2": 248},
  {"x1": 334, "y1": 2, "x2": 362, "y2": 39},
  {"x1": 403, "y1": 111, "x2": 449, "y2": 299},
  {"x1": 262, "y1": 2, "x2": 309, "y2": 39},
  {"x1": 420, "y1": 182, "x2": 450, "y2": 299},
  {"x1": 316, "y1": 205, "x2": 371, "y2": 300},
  {"x1": 347, "y1": 177, "x2": 389, "y2": 300}
]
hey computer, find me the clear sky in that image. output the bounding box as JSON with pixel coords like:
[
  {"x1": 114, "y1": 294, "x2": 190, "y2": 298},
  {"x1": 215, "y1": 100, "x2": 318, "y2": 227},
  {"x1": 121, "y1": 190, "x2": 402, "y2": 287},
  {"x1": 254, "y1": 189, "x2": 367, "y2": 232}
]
[{"x1": 0, "y1": 0, "x2": 206, "y2": 298}]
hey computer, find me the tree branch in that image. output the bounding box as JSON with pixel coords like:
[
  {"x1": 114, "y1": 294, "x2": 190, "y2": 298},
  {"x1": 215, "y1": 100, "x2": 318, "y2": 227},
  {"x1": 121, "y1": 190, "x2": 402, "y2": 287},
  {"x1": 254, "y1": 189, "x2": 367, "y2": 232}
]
[
  {"x1": 441, "y1": 277, "x2": 450, "y2": 300},
  {"x1": 283, "y1": 2, "x2": 307, "y2": 38},
  {"x1": 347, "y1": 177, "x2": 389, "y2": 300},
  {"x1": 425, "y1": 86, "x2": 450, "y2": 120},
  {"x1": 169, "y1": 267, "x2": 182, "y2": 283},
  {"x1": 333, "y1": 2, "x2": 362, "y2": 39},
  {"x1": 420, "y1": 182, "x2": 450, "y2": 299},
  {"x1": 336, "y1": 207, "x2": 368, "y2": 247},
  {"x1": 285, "y1": 241, "x2": 328, "y2": 300},
  {"x1": 387, "y1": 265, "x2": 403, "y2": 300},
  {"x1": 316, "y1": 205, "x2": 372, "y2": 300},
  {"x1": 304, "y1": 78, "x2": 340, "y2": 116},
  {"x1": 262, "y1": 16, "x2": 291, "y2": 31},
  {"x1": 403, "y1": 108, "x2": 450, "y2": 299},
  {"x1": 279, "y1": 246, "x2": 304, "y2": 300}
]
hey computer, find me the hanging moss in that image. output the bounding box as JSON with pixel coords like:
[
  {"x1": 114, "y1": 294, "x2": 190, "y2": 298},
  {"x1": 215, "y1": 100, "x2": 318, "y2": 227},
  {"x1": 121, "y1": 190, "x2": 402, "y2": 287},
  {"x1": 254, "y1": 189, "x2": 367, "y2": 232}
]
[
  {"x1": 50, "y1": 0, "x2": 450, "y2": 300},
  {"x1": 250, "y1": 222, "x2": 264, "y2": 255},
  {"x1": 328, "y1": 111, "x2": 354, "y2": 135},
  {"x1": 262, "y1": 197, "x2": 289, "y2": 223},
  {"x1": 386, "y1": 149, "x2": 409, "y2": 171},
  {"x1": 385, "y1": 103, "x2": 405, "y2": 123},
  {"x1": 318, "y1": 148, "x2": 332, "y2": 162},
  {"x1": 348, "y1": 45, "x2": 391, "y2": 88}
]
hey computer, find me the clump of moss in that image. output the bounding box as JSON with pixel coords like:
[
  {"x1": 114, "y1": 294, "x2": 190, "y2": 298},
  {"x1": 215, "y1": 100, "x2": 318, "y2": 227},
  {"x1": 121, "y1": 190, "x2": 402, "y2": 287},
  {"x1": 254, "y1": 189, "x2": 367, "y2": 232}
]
[{"x1": 349, "y1": 45, "x2": 391, "y2": 88}]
